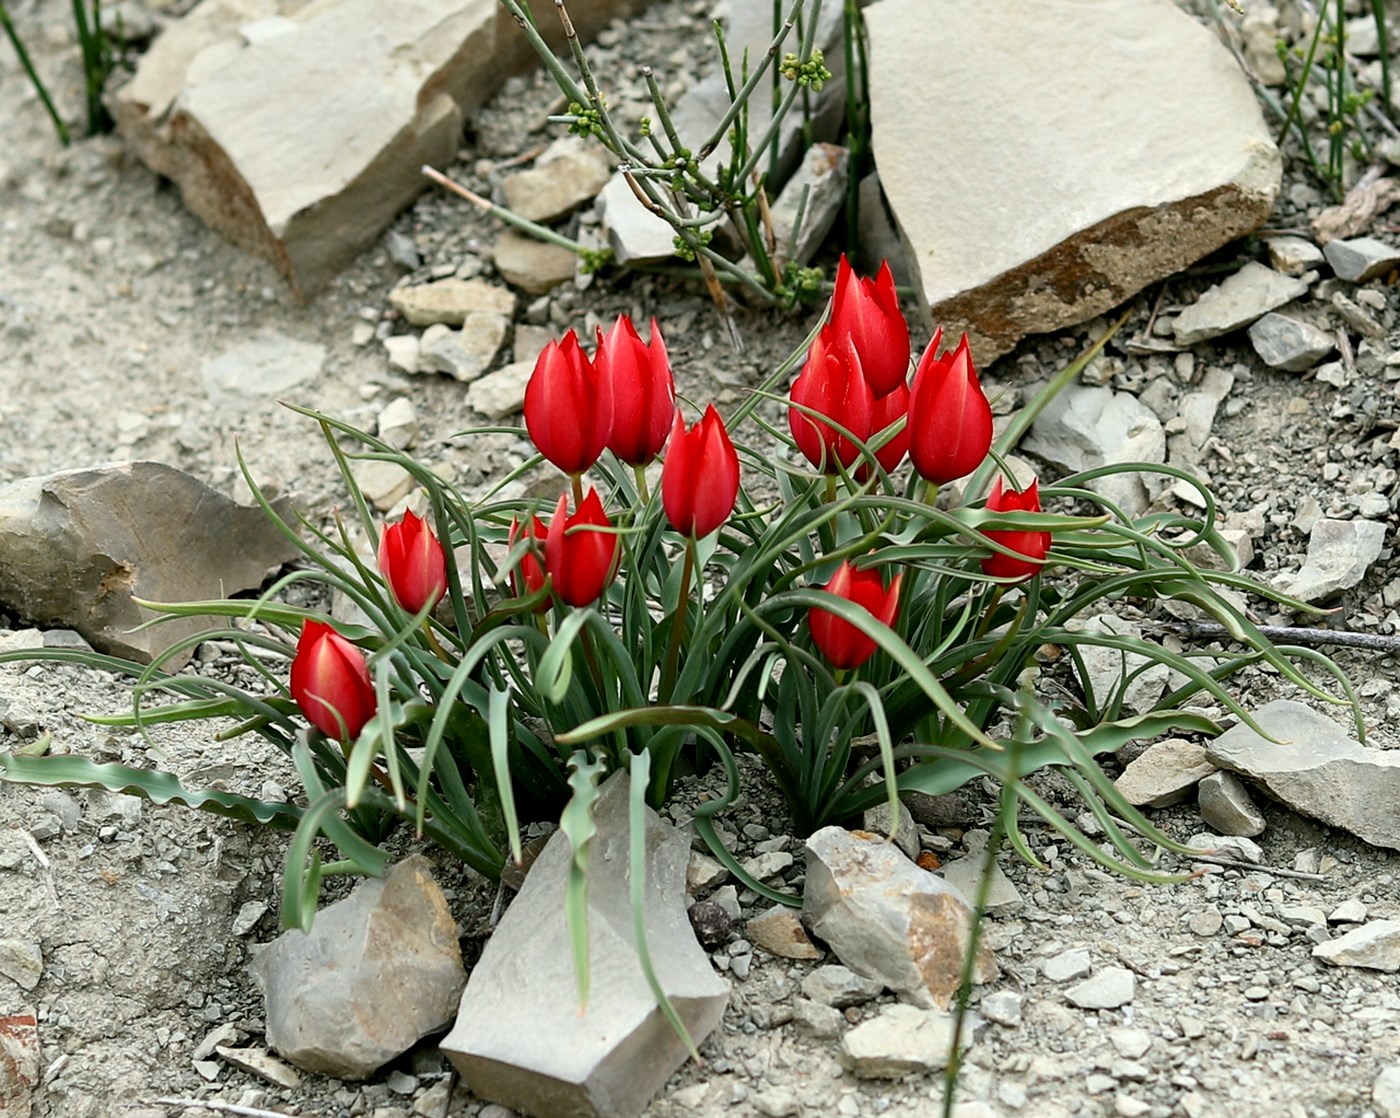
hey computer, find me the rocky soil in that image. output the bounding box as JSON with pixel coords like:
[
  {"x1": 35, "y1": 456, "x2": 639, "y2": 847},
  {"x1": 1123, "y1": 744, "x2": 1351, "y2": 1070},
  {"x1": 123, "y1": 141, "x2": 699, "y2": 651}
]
[{"x1": 3, "y1": 2, "x2": 1400, "y2": 1118}]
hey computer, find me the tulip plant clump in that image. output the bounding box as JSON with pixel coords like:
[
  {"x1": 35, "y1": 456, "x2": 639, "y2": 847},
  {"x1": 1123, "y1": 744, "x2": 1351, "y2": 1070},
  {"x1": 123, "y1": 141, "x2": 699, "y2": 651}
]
[{"x1": 0, "y1": 259, "x2": 1355, "y2": 937}]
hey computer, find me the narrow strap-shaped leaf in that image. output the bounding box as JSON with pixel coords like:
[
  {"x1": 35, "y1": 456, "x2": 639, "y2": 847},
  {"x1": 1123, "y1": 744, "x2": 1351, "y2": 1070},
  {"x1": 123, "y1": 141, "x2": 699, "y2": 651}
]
[
  {"x1": 489, "y1": 684, "x2": 522, "y2": 866},
  {"x1": 560, "y1": 750, "x2": 608, "y2": 1010}
]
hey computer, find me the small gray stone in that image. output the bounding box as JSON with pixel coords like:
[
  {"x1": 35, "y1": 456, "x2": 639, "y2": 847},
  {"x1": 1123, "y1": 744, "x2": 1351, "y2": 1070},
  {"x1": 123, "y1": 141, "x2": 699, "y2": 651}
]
[
  {"x1": 1186, "y1": 832, "x2": 1263, "y2": 863},
  {"x1": 769, "y1": 143, "x2": 849, "y2": 265},
  {"x1": 200, "y1": 332, "x2": 325, "y2": 406},
  {"x1": 384, "y1": 230, "x2": 421, "y2": 271},
  {"x1": 1023, "y1": 387, "x2": 1164, "y2": 518},
  {"x1": 493, "y1": 232, "x2": 577, "y2": 295},
  {"x1": 742, "y1": 851, "x2": 794, "y2": 882},
  {"x1": 376, "y1": 397, "x2": 418, "y2": 451},
  {"x1": 1312, "y1": 920, "x2": 1400, "y2": 972},
  {"x1": 1109, "y1": 1027, "x2": 1153, "y2": 1059},
  {"x1": 466, "y1": 360, "x2": 533, "y2": 420},
  {"x1": 1374, "y1": 1065, "x2": 1400, "y2": 1118},
  {"x1": 390, "y1": 278, "x2": 516, "y2": 327},
  {"x1": 840, "y1": 1004, "x2": 978, "y2": 1078},
  {"x1": 789, "y1": 997, "x2": 844, "y2": 1039},
  {"x1": 804, "y1": 827, "x2": 995, "y2": 1009},
  {"x1": 1329, "y1": 898, "x2": 1368, "y2": 924},
  {"x1": 746, "y1": 905, "x2": 823, "y2": 961},
  {"x1": 1197, "y1": 770, "x2": 1265, "y2": 837},
  {"x1": 1114, "y1": 738, "x2": 1217, "y2": 808},
  {"x1": 1266, "y1": 235, "x2": 1324, "y2": 276},
  {"x1": 1322, "y1": 235, "x2": 1400, "y2": 283},
  {"x1": 215, "y1": 1046, "x2": 301, "y2": 1090},
  {"x1": 1065, "y1": 967, "x2": 1135, "y2": 1009},
  {"x1": 939, "y1": 850, "x2": 1025, "y2": 916},
  {"x1": 980, "y1": 990, "x2": 1023, "y2": 1027},
  {"x1": 251, "y1": 855, "x2": 466, "y2": 1079},
  {"x1": 862, "y1": 797, "x2": 921, "y2": 863},
  {"x1": 1207, "y1": 699, "x2": 1400, "y2": 850},
  {"x1": 0, "y1": 940, "x2": 43, "y2": 991},
  {"x1": 383, "y1": 334, "x2": 421, "y2": 375},
  {"x1": 1275, "y1": 518, "x2": 1387, "y2": 603},
  {"x1": 1187, "y1": 908, "x2": 1223, "y2": 937},
  {"x1": 419, "y1": 315, "x2": 508, "y2": 382},
  {"x1": 1041, "y1": 947, "x2": 1093, "y2": 982},
  {"x1": 710, "y1": 885, "x2": 742, "y2": 922},
  {"x1": 352, "y1": 459, "x2": 415, "y2": 512},
  {"x1": 40, "y1": 792, "x2": 80, "y2": 832},
  {"x1": 801, "y1": 965, "x2": 885, "y2": 1008},
  {"x1": 499, "y1": 136, "x2": 612, "y2": 223},
  {"x1": 1173, "y1": 262, "x2": 1308, "y2": 345},
  {"x1": 686, "y1": 851, "x2": 729, "y2": 894},
  {"x1": 1247, "y1": 313, "x2": 1335, "y2": 372},
  {"x1": 753, "y1": 1088, "x2": 799, "y2": 1118},
  {"x1": 231, "y1": 902, "x2": 269, "y2": 937}
]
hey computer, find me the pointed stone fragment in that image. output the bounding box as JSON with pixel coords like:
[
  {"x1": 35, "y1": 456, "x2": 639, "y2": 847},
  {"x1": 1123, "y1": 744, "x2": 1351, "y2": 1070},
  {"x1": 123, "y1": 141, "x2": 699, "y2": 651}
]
[
  {"x1": 1206, "y1": 699, "x2": 1400, "y2": 850},
  {"x1": 250, "y1": 855, "x2": 466, "y2": 1079},
  {"x1": 442, "y1": 773, "x2": 728, "y2": 1118},
  {"x1": 1313, "y1": 920, "x2": 1400, "y2": 972},
  {"x1": 803, "y1": 827, "x2": 996, "y2": 1010},
  {"x1": 866, "y1": 0, "x2": 1280, "y2": 361},
  {"x1": 0, "y1": 462, "x2": 298, "y2": 666}
]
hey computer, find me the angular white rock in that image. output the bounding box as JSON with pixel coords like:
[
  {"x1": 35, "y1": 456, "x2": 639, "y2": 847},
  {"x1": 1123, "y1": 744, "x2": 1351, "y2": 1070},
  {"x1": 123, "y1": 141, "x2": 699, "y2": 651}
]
[
  {"x1": 1313, "y1": 920, "x2": 1400, "y2": 972},
  {"x1": 1206, "y1": 699, "x2": 1400, "y2": 851},
  {"x1": 1172, "y1": 262, "x2": 1308, "y2": 345},
  {"x1": 866, "y1": 0, "x2": 1280, "y2": 360}
]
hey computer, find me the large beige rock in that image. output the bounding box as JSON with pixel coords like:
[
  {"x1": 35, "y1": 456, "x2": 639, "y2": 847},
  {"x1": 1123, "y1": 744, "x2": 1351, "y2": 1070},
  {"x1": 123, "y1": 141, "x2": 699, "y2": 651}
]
[
  {"x1": 866, "y1": 0, "x2": 1281, "y2": 362},
  {"x1": 111, "y1": 0, "x2": 651, "y2": 295}
]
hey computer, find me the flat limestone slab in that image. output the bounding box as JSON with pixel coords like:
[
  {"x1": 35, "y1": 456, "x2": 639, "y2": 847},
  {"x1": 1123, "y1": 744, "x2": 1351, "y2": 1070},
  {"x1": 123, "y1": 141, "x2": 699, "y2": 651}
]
[
  {"x1": 442, "y1": 773, "x2": 728, "y2": 1118},
  {"x1": 865, "y1": 0, "x2": 1280, "y2": 362},
  {"x1": 112, "y1": 0, "x2": 651, "y2": 296},
  {"x1": 1206, "y1": 699, "x2": 1400, "y2": 850}
]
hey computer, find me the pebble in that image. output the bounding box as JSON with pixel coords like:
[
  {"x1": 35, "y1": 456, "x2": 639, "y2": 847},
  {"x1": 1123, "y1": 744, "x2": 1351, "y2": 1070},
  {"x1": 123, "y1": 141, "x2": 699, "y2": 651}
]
[
  {"x1": 493, "y1": 232, "x2": 579, "y2": 295},
  {"x1": 686, "y1": 851, "x2": 729, "y2": 894},
  {"x1": 1186, "y1": 832, "x2": 1263, "y2": 864},
  {"x1": 980, "y1": 990, "x2": 1023, "y2": 1027},
  {"x1": 1114, "y1": 738, "x2": 1216, "y2": 807},
  {"x1": 1322, "y1": 235, "x2": 1400, "y2": 282},
  {"x1": 745, "y1": 905, "x2": 823, "y2": 960},
  {"x1": 466, "y1": 359, "x2": 533, "y2": 420},
  {"x1": 1187, "y1": 908, "x2": 1223, "y2": 937},
  {"x1": 376, "y1": 397, "x2": 418, "y2": 450},
  {"x1": 0, "y1": 939, "x2": 43, "y2": 990},
  {"x1": 1041, "y1": 946, "x2": 1093, "y2": 982},
  {"x1": 839, "y1": 1004, "x2": 977, "y2": 1079},
  {"x1": 1172, "y1": 262, "x2": 1308, "y2": 344},
  {"x1": 215, "y1": 1045, "x2": 301, "y2": 1089},
  {"x1": 790, "y1": 998, "x2": 844, "y2": 1039},
  {"x1": 389, "y1": 277, "x2": 516, "y2": 327},
  {"x1": 1375, "y1": 1066, "x2": 1400, "y2": 1118},
  {"x1": 741, "y1": 851, "x2": 793, "y2": 882},
  {"x1": 1312, "y1": 919, "x2": 1400, "y2": 971},
  {"x1": 801, "y1": 965, "x2": 885, "y2": 1008},
  {"x1": 1197, "y1": 770, "x2": 1266, "y2": 837},
  {"x1": 231, "y1": 902, "x2": 268, "y2": 937},
  {"x1": 1065, "y1": 966, "x2": 1135, "y2": 1009},
  {"x1": 1329, "y1": 898, "x2": 1368, "y2": 924},
  {"x1": 1247, "y1": 312, "x2": 1335, "y2": 372},
  {"x1": 418, "y1": 315, "x2": 509, "y2": 382},
  {"x1": 1109, "y1": 1027, "x2": 1152, "y2": 1059},
  {"x1": 1266, "y1": 234, "x2": 1324, "y2": 275},
  {"x1": 753, "y1": 1087, "x2": 799, "y2": 1117},
  {"x1": 383, "y1": 334, "x2": 421, "y2": 375}
]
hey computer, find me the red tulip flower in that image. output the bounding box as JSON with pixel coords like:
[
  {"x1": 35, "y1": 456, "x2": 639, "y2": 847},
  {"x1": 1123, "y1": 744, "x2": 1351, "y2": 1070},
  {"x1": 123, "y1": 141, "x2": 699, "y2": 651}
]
[
  {"x1": 508, "y1": 514, "x2": 549, "y2": 608},
  {"x1": 377, "y1": 510, "x2": 447, "y2": 614},
  {"x1": 829, "y1": 254, "x2": 910, "y2": 397},
  {"x1": 809, "y1": 560, "x2": 904, "y2": 671},
  {"x1": 545, "y1": 488, "x2": 619, "y2": 607},
  {"x1": 289, "y1": 620, "x2": 378, "y2": 742},
  {"x1": 981, "y1": 477, "x2": 1052, "y2": 582},
  {"x1": 788, "y1": 327, "x2": 874, "y2": 475},
  {"x1": 858, "y1": 381, "x2": 911, "y2": 480},
  {"x1": 523, "y1": 330, "x2": 611, "y2": 476},
  {"x1": 661, "y1": 404, "x2": 740, "y2": 538},
  {"x1": 907, "y1": 330, "x2": 993, "y2": 486},
  {"x1": 597, "y1": 315, "x2": 675, "y2": 467}
]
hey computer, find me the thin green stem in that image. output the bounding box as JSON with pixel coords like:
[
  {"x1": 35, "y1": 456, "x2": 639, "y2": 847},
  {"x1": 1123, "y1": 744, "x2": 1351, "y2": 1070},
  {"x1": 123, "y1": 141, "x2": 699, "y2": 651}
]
[
  {"x1": 0, "y1": 2, "x2": 71, "y2": 144},
  {"x1": 660, "y1": 537, "x2": 696, "y2": 704},
  {"x1": 571, "y1": 473, "x2": 585, "y2": 508},
  {"x1": 633, "y1": 463, "x2": 650, "y2": 505},
  {"x1": 422, "y1": 165, "x2": 593, "y2": 254}
]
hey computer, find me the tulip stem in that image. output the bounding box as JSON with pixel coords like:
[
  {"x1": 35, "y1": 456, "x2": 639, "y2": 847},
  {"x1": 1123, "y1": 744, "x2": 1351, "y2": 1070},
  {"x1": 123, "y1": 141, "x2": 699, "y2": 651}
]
[
  {"x1": 924, "y1": 481, "x2": 941, "y2": 507},
  {"x1": 825, "y1": 475, "x2": 838, "y2": 504},
  {"x1": 571, "y1": 473, "x2": 585, "y2": 508},
  {"x1": 633, "y1": 464, "x2": 651, "y2": 504},
  {"x1": 423, "y1": 619, "x2": 450, "y2": 662},
  {"x1": 660, "y1": 538, "x2": 696, "y2": 704}
]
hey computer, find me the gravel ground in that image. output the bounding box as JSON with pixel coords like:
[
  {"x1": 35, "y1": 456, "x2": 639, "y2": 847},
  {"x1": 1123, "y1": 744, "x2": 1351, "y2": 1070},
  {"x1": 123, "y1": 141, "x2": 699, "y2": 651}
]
[{"x1": 3, "y1": 2, "x2": 1400, "y2": 1118}]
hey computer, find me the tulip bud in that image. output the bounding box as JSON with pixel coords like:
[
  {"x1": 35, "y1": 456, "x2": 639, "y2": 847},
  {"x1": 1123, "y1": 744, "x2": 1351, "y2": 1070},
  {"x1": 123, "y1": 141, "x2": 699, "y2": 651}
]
[
  {"x1": 545, "y1": 488, "x2": 619, "y2": 607},
  {"x1": 289, "y1": 620, "x2": 378, "y2": 742},
  {"x1": 829, "y1": 254, "x2": 911, "y2": 397},
  {"x1": 907, "y1": 331, "x2": 993, "y2": 486},
  {"x1": 661, "y1": 404, "x2": 740, "y2": 538},
  {"x1": 523, "y1": 330, "x2": 612, "y2": 475},
  {"x1": 788, "y1": 327, "x2": 874, "y2": 475},
  {"x1": 809, "y1": 560, "x2": 903, "y2": 671},
  {"x1": 981, "y1": 477, "x2": 1052, "y2": 582},
  {"x1": 377, "y1": 510, "x2": 447, "y2": 614},
  {"x1": 857, "y1": 381, "x2": 911, "y2": 480},
  {"x1": 597, "y1": 315, "x2": 676, "y2": 467},
  {"x1": 508, "y1": 514, "x2": 549, "y2": 609}
]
